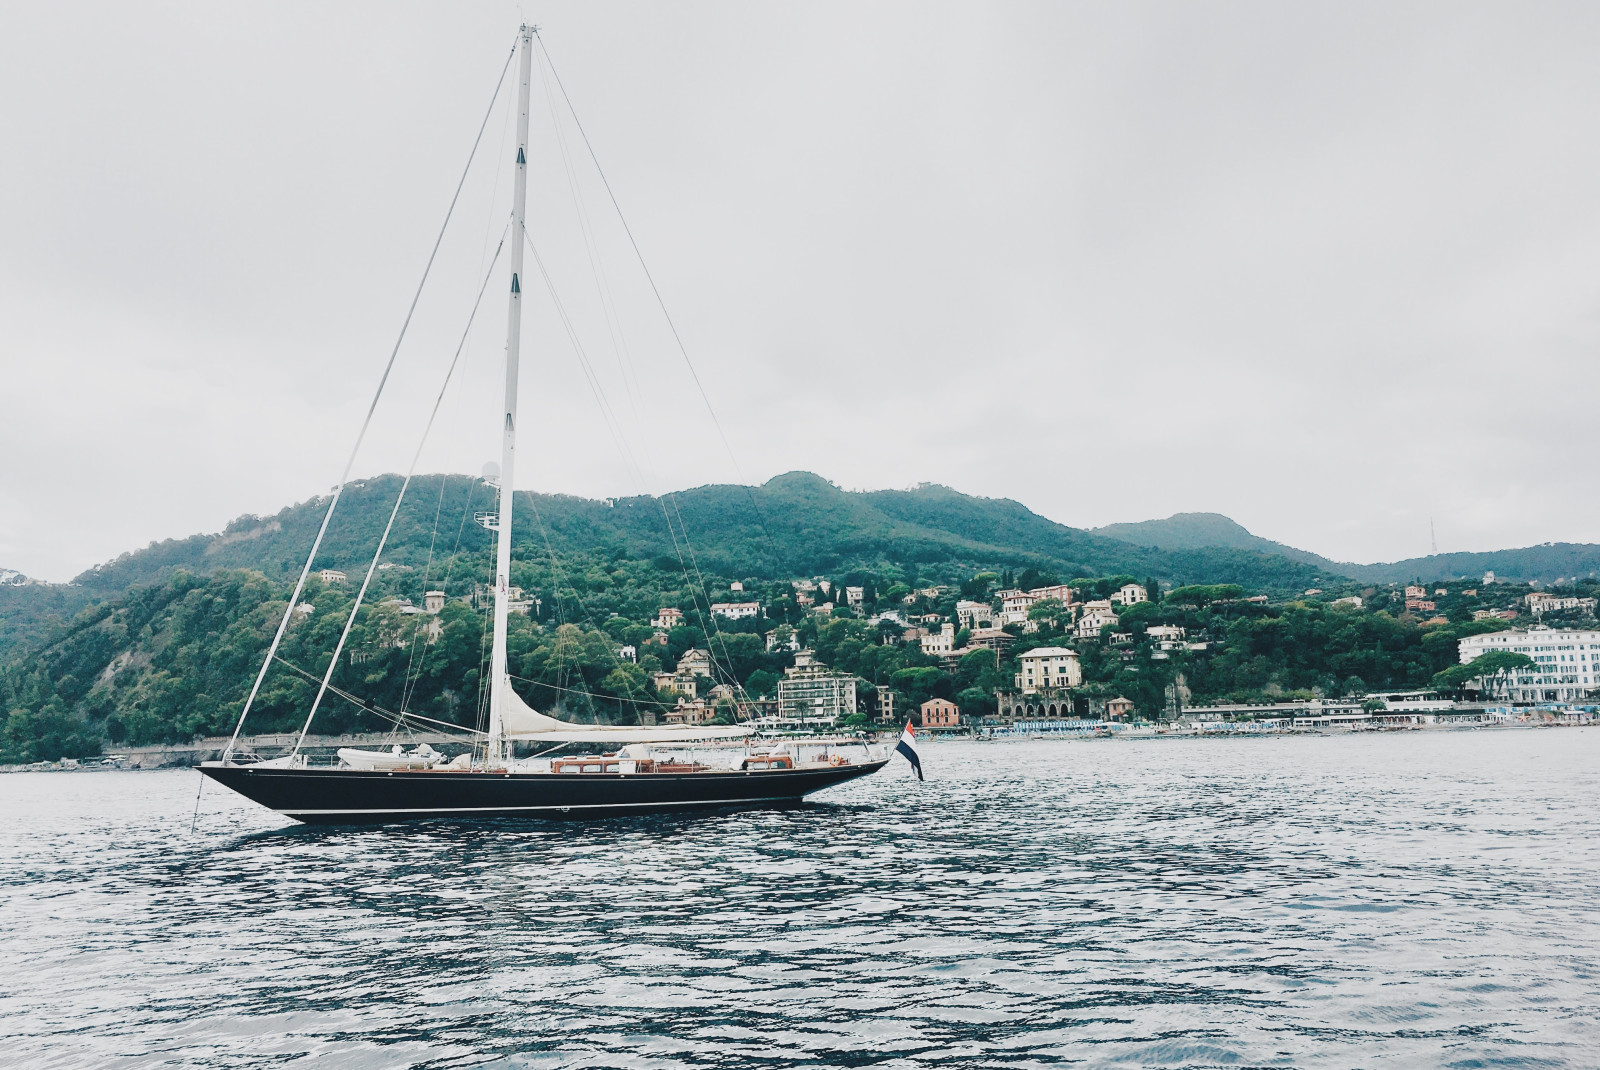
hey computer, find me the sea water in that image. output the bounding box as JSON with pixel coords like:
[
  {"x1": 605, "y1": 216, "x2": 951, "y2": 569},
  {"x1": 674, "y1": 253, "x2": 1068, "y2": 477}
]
[{"x1": 2, "y1": 730, "x2": 1598, "y2": 1068}]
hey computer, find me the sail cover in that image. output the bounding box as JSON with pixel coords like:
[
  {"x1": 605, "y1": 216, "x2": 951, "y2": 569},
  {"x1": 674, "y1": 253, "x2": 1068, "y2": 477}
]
[{"x1": 496, "y1": 677, "x2": 755, "y2": 743}]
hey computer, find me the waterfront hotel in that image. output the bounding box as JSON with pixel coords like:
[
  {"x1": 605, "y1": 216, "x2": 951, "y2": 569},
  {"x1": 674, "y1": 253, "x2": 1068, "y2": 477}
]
[{"x1": 1459, "y1": 626, "x2": 1600, "y2": 703}]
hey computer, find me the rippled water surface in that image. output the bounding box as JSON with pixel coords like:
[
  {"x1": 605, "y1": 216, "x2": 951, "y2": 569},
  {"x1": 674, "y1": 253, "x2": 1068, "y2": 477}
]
[{"x1": 5, "y1": 731, "x2": 1600, "y2": 1068}]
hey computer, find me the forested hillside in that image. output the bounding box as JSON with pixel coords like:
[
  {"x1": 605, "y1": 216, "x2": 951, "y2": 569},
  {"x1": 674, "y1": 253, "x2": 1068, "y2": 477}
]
[
  {"x1": 6, "y1": 470, "x2": 1585, "y2": 764},
  {"x1": 3, "y1": 472, "x2": 1336, "y2": 658}
]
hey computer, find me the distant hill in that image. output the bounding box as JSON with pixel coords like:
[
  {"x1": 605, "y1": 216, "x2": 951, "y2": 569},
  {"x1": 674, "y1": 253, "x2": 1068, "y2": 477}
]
[
  {"x1": 1093, "y1": 513, "x2": 1343, "y2": 571},
  {"x1": 0, "y1": 472, "x2": 1334, "y2": 660},
  {"x1": 1346, "y1": 545, "x2": 1600, "y2": 587},
  {"x1": 1093, "y1": 512, "x2": 1600, "y2": 586},
  {"x1": 68, "y1": 471, "x2": 1335, "y2": 595}
]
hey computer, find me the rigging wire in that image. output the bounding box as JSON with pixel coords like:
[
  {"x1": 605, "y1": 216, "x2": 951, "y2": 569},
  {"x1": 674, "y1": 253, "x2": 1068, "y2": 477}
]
[
  {"x1": 531, "y1": 40, "x2": 645, "y2": 423},
  {"x1": 522, "y1": 229, "x2": 752, "y2": 715},
  {"x1": 293, "y1": 226, "x2": 511, "y2": 754},
  {"x1": 517, "y1": 494, "x2": 652, "y2": 726},
  {"x1": 272, "y1": 656, "x2": 484, "y2": 739},
  {"x1": 531, "y1": 30, "x2": 740, "y2": 478},
  {"x1": 526, "y1": 32, "x2": 790, "y2": 714},
  {"x1": 531, "y1": 30, "x2": 788, "y2": 586},
  {"x1": 395, "y1": 474, "x2": 455, "y2": 717},
  {"x1": 223, "y1": 34, "x2": 521, "y2": 760}
]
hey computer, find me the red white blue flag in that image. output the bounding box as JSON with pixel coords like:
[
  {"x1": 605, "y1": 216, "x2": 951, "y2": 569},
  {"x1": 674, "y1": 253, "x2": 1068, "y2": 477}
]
[{"x1": 895, "y1": 721, "x2": 924, "y2": 781}]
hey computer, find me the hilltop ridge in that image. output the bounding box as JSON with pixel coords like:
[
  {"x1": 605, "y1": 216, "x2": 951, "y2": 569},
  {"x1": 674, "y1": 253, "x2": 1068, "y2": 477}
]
[
  {"x1": 1093, "y1": 512, "x2": 1600, "y2": 586},
  {"x1": 7, "y1": 473, "x2": 1598, "y2": 664}
]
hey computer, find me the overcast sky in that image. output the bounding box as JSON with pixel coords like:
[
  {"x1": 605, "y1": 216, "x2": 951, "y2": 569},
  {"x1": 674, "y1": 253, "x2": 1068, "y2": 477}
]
[{"x1": 2, "y1": 2, "x2": 1598, "y2": 582}]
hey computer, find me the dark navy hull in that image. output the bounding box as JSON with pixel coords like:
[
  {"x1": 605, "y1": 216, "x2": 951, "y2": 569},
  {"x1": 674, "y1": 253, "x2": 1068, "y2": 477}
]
[{"x1": 199, "y1": 760, "x2": 889, "y2": 824}]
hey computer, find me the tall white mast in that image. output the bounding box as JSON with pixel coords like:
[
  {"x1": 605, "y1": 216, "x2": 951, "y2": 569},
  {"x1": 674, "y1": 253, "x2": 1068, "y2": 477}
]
[{"x1": 486, "y1": 24, "x2": 535, "y2": 765}]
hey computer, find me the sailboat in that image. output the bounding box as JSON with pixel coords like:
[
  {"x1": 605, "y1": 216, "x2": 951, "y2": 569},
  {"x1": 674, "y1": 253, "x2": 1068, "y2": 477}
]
[{"x1": 200, "y1": 26, "x2": 894, "y2": 823}]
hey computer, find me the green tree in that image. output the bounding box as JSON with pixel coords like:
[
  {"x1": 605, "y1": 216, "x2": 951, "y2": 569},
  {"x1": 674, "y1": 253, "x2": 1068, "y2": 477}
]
[{"x1": 1431, "y1": 651, "x2": 1534, "y2": 697}]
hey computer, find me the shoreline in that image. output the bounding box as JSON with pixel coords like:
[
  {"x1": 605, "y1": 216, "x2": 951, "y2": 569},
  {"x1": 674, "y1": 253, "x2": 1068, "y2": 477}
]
[{"x1": 5, "y1": 720, "x2": 1591, "y2": 772}]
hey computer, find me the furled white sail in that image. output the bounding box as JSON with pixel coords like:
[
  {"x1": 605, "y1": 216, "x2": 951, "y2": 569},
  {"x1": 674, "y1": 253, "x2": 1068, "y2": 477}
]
[{"x1": 495, "y1": 676, "x2": 754, "y2": 743}]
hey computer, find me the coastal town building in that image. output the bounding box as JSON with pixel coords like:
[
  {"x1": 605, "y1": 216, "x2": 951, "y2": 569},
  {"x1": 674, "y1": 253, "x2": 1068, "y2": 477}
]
[
  {"x1": 729, "y1": 581, "x2": 744, "y2": 592},
  {"x1": 319, "y1": 569, "x2": 347, "y2": 584},
  {"x1": 664, "y1": 700, "x2": 715, "y2": 725},
  {"x1": 956, "y1": 599, "x2": 996, "y2": 630},
  {"x1": 877, "y1": 690, "x2": 896, "y2": 722},
  {"x1": 424, "y1": 590, "x2": 446, "y2": 614},
  {"x1": 471, "y1": 583, "x2": 534, "y2": 615},
  {"x1": 1473, "y1": 609, "x2": 1518, "y2": 621},
  {"x1": 1368, "y1": 690, "x2": 1452, "y2": 712},
  {"x1": 1180, "y1": 698, "x2": 1370, "y2": 726},
  {"x1": 920, "y1": 623, "x2": 958, "y2": 656},
  {"x1": 964, "y1": 628, "x2": 1014, "y2": 654},
  {"x1": 1074, "y1": 603, "x2": 1119, "y2": 640},
  {"x1": 710, "y1": 601, "x2": 761, "y2": 620},
  {"x1": 1015, "y1": 647, "x2": 1083, "y2": 691},
  {"x1": 1147, "y1": 624, "x2": 1188, "y2": 659},
  {"x1": 677, "y1": 648, "x2": 713, "y2": 678},
  {"x1": 1112, "y1": 583, "x2": 1148, "y2": 607},
  {"x1": 1029, "y1": 584, "x2": 1077, "y2": 607},
  {"x1": 845, "y1": 586, "x2": 865, "y2": 609},
  {"x1": 1105, "y1": 697, "x2": 1135, "y2": 719},
  {"x1": 997, "y1": 588, "x2": 1035, "y2": 624},
  {"x1": 652, "y1": 671, "x2": 696, "y2": 701},
  {"x1": 1459, "y1": 626, "x2": 1600, "y2": 703},
  {"x1": 776, "y1": 653, "x2": 858, "y2": 722},
  {"x1": 652, "y1": 607, "x2": 684, "y2": 630},
  {"x1": 994, "y1": 585, "x2": 1079, "y2": 625},
  {"x1": 1405, "y1": 585, "x2": 1427, "y2": 600},
  {"x1": 996, "y1": 689, "x2": 1079, "y2": 720},
  {"x1": 920, "y1": 698, "x2": 961, "y2": 729},
  {"x1": 1526, "y1": 592, "x2": 1597, "y2": 617}
]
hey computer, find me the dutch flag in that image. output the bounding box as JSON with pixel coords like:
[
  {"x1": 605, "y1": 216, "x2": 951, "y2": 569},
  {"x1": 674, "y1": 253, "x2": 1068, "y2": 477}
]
[{"x1": 895, "y1": 721, "x2": 924, "y2": 781}]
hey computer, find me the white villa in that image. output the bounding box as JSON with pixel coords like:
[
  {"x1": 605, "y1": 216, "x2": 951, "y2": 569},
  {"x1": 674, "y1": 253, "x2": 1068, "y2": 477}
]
[
  {"x1": 1074, "y1": 601, "x2": 1119, "y2": 639},
  {"x1": 1015, "y1": 647, "x2": 1083, "y2": 691},
  {"x1": 1112, "y1": 583, "x2": 1148, "y2": 607},
  {"x1": 920, "y1": 622, "x2": 957, "y2": 656}
]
